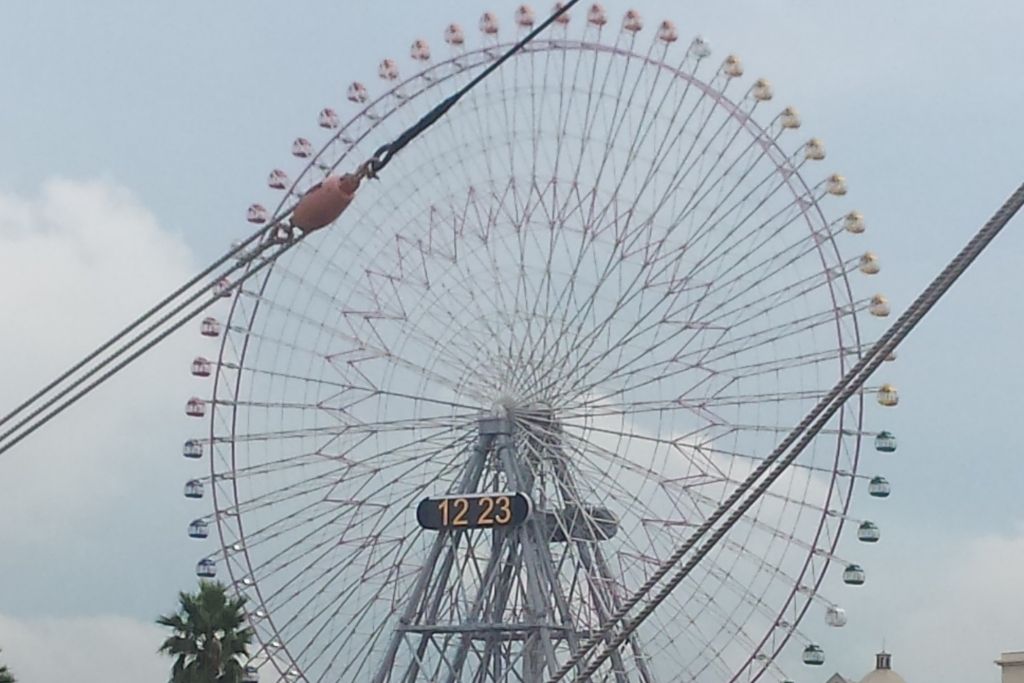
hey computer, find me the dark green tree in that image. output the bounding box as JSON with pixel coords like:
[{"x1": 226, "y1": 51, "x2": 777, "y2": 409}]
[
  {"x1": 0, "y1": 648, "x2": 15, "y2": 683},
  {"x1": 157, "y1": 581, "x2": 253, "y2": 683}
]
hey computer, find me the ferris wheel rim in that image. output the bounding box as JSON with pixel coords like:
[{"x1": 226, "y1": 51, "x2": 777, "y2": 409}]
[{"x1": 189, "y1": 21, "x2": 882, "y2": 683}]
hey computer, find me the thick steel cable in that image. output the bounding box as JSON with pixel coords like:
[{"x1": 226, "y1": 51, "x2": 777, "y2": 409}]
[
  {"x1": 0, "y1": 220, "x2": 274, "y2": 430},
  {"x1": 0, "y1": 228, "x2": 287, "y2": 450},
  {"x1": 366, "y1": 0, "x2": 581, "y2": 174},
  {"x1": 551, "y1": 181, "x2": 1024, "y2": 682},
  {"x1": 0, "y1": 4, "x2": 577, "y2": 457},
  {"x1": 0, "y1": 238, "x2": 299, "y2": 456}
]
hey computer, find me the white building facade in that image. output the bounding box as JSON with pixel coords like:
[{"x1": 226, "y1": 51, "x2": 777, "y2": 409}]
[{"x1": 997, "y1": 651, "x2": 1024, "y2": 683}]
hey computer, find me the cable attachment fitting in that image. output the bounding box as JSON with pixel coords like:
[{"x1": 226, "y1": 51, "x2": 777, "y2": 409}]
[
  {"x1": 363, "y1": 144, "x2": 393, "y2": 179},
  {"x1": 289, "y1": 171, "x2": 364, "y2": 234}
]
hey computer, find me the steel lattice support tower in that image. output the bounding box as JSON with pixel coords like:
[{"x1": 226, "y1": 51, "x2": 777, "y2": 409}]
[{"x1": 371, "y1": 412, "x2": 654, "y2": 682}]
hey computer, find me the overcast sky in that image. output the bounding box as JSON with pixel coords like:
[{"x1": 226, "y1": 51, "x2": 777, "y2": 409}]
[{"x1": 1, "y1": 1, "x2": 1023, "y2": 682}]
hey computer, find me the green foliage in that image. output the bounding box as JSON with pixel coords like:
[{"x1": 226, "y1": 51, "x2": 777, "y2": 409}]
[
  {"x1": 157, "y1": 581, "x2": 254, "y2": 683},
  {"x1": 0, "y1": 648, "x2": 15, "y2": 683}
]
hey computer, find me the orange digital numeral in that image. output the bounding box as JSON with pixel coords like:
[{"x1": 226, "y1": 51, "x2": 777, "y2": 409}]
[
  {"x1": 495, "y1": 496, "x2": 512, "y2": 524},
  {"x1": 479, "y1": 497, "x2": 495, "y2": 525}
]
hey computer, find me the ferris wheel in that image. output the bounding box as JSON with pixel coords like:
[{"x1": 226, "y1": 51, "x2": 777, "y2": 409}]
[{"x1": 179, "y1": 5, "x2": 901, "y2": 682}]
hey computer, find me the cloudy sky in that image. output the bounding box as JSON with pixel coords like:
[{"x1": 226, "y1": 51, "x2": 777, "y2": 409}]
[{"x1": 1, "y1": 1, "x2": 1023, "y2": 682}]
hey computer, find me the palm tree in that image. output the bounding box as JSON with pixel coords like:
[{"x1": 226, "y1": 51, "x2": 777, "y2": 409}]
[
  {"x1": 158, "y1": 580, "x2": 253, "y2": 683},
  {"x1": 0, "y1": 648, "x2": 15, "y2": 683}
]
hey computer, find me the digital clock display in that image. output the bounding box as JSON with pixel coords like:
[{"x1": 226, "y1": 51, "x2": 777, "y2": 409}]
[{"x1": 416, "y1": 492, "x2": 531, "y2": 531}]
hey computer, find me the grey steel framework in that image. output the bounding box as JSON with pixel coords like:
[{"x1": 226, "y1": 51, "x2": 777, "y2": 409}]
[
  {"x1": 179, "y1": 9, "x2": 896, "y2": 683},
  {"x1": 370, "y1": 412, "x2": 655, "y2": 683}
]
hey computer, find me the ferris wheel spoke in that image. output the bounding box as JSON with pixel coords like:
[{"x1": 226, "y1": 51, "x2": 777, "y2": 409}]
[
  {"x1": 581, "y1": 47, "x2": 690, "y2": 233},
  {"x1": 679, "y1": 484, "x2": 850, "y2": 569},
  {"x1": 232, "y1": 432, "x2": 472, "y2": 556},
  {"x1": 213, "y1": 415, "x2": 470, "y2": 449},
  {"x1": 526, "y1": 95, "x2": 731, "y2": 383},
  {"x1": 678, "y1": 165, "x2": 816, "y2": 284},
  {"x1": 625, "y1": 109, "x2": 769, "y2": 274},
  {"x1": 495, "y1": 50, "x2": 712, "y2": 387},
  {"x1": 558, "y1": 423, "x2": 844, "y2": 576},
  {"x1": 543, "y1": 186, "x2": 836, "y2": 401},
  {"x1": 555, "y1": 423, "x2": 711, "y2": 494},
  {"x1": 221, "y1": 399, "x2": 478, "y2": 435},
  {"x1": 665, "y1": 577, "x2": 768, "y2": 672},
  {"x1": 610, "y1": 101, "x2": 767, "y2": 277},
  {"x1": 596, "y1": 301, "x2": 847, "y2": 396},
  {"x1": 693, "y1": 196, "x2": 845, "y2": 300},
  {"x1": 610, "y1": 549, "x2": 757, "y2": 676},
  {"x1": 280, "y1": 536, "x2": 418, "y2": 664},
  {"x1": 226, "y1": 475, "x2": 340, "y2": 519},
  {"x1": 661, "y1": 182, "x2": 827, "y2": 329},
  {"x1": 699, "y1": 442, "x2": 859, "y2": 479}
]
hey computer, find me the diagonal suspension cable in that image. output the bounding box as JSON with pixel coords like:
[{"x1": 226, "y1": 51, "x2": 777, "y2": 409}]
[
  {"x1": 550, "y1": 181, "x2": 1024, "y2": 682},
  {"x1": 0, "y1": 0, "x2": 581, "y2": 457},
  {"x1": 0, "y1": 236, "x2": 298, "y2": 456},
  {"x1": 0, "y1": 220, "x2": 273, "y2": 432}
]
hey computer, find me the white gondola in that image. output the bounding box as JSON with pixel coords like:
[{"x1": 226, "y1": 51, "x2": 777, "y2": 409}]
[
  {"x1": 844, "y1": 210, "x2": 865, "y2": 233},
  {"x1": 876, "y1": 384, "x2": 899, "y2": 406},
  {"x1": 185, "y1": 397, "x2": 206, "y2": 418},
  {"x1": 514, "y1": 5, "x2": 536, "y2": 27},
  {"x1": 688, "y1": 36, "x2": 711, "y2": 59},
  {"x1": 868, "y1": 475, "x2": 891, "y2": 498},
  {"x1": 317, "y1": 108, "x2": 339, "y2": 129},
  {"x1": 803, "y1": 644, "x2": 826, "y2": 665},
  {"x1": 344, "y1": 83, "x2": 367, "y2": 105},
  {"x1": 184, "y1": 479, "x2": 204, "y2": 499},
  {"x1": 859, "y1": 251, "x2": 881, "y2": 274},
  {"x1": 869, "y1": 294, "x2": 891, "y2": 317},
  {"x1": 196, "y1": 558, "x2": 216, "y2": 578},
  {"x1": 213, "y1": 278, "x2": 232, "y2": 299},
  {"x1": 410, "y1": 38, "x2": 431, "y2": 61},
  {"x1": 780, "y1": 106, "x2": 801, "y2": 129},
  {"x1": 200, "y1": 317, "x2": 221, "y2": 338},
  {"x1": 721, "y1": 54, "x2": 743, "y2": 77},
  {"x1": 657, "y1": 20, "x2": 679, "y2": 43},
  {"x1": 378, "y1": 58, "x2": 399, "y2": 81},
  {"x1": 825, "y1": 606, "x2": 847, "y2": 627},
  {"x1": 291, "y1": 137, "x2": 313, "y2": 158},
  {"x1": 188, "y1": 519, "x2": 209, "y2": 539},
  {"x1": 827, "y1": 173, "x2": 848, "y2": 196},
  {"x1": 443, "y1": 23, "x2": 465, "y2": 46},
  {"x1": 246, "y1": 203, "x2": 268, "y2": 224},
  {"x1": 182, "y1": 439, "x2": 203, "y2": 459},
  {"x1": 553, "y1": 2, "x2": 571, "y2": 25},
  {"x1": 191, "y1": 357, "x2": 212, "y2": 378},
  {"x1": 622, "y1": 9, "x2": 643, "y2": 33},
  {"x1": 843, "y1": 563, "x2": 866, "y2": 585},
  {"x1": 750, "y1": 77, "x2": 773, "y2": 101},
  {"x1": 479, "y1": 11, "x2": 499, "y2": 35},
  {"x1": 857, "y1": 521, "x2": 881, "y2": 543},
  {"x1": 805, "y1": 137, "x2": 826, "y2": 160},
  {"x1": 267, "y1": 169, "x2": 289, "y2": 190},
  {"x1": 874, "y1": 430, "x2": 897, "y2": 452}
]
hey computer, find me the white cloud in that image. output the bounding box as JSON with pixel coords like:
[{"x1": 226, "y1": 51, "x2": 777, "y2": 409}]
[
  {"x1": 0, "y1": 177, "x2": 194, "y2": 397},
  {"x1": 0, "y1": 612, "x2": 166, "y2": 683},
  {"x1": 0, "y1": 178, "x2": 204, "y2": 617}
]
